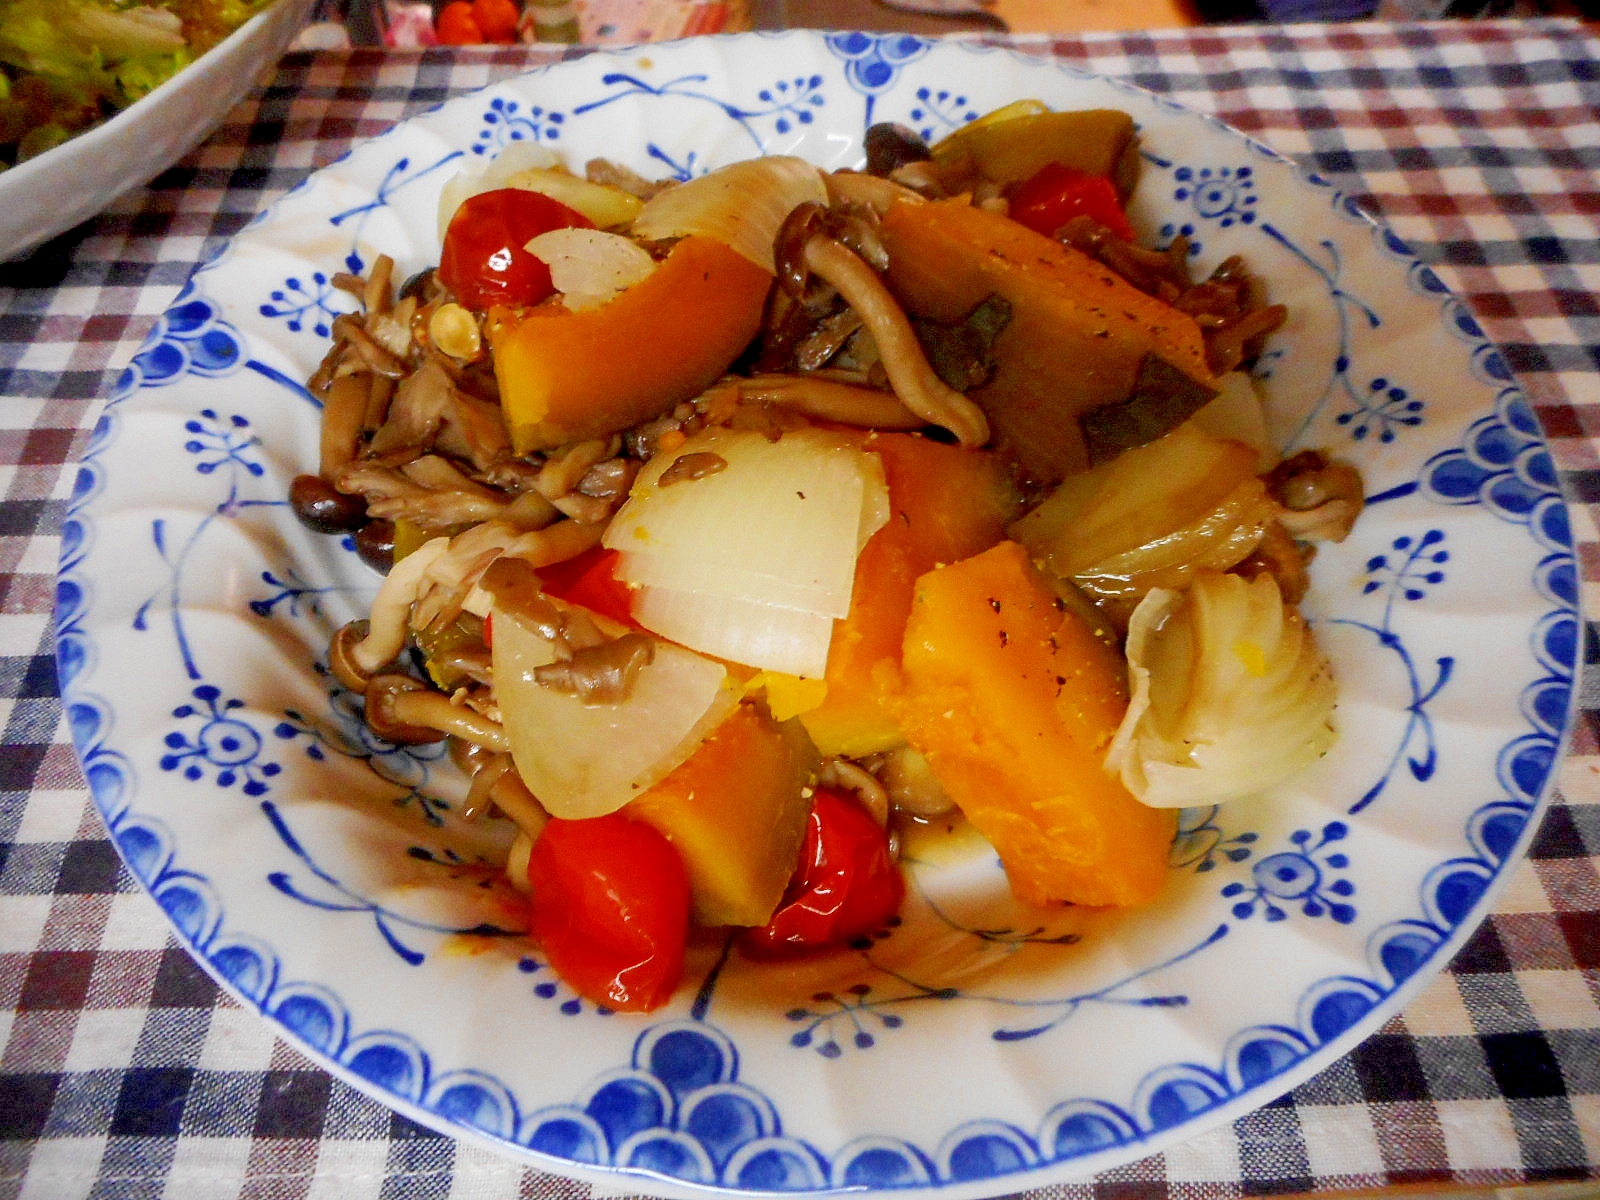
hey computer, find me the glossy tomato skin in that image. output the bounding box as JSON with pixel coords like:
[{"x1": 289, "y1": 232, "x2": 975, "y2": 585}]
[
  {"x1": 434, "y1": 0, "x2": 482, "y2": 42},
  {"x1": 740, "y1": 788, "x2": 904, "y2": 959},
  {"x1": 1009, "y1": 162, "x2": 1136, "y2": 243},
  {"x1": 472, "y1": 0, "x2": 521, "y2": 40},
  {"x1": 527, "y1": 813, "x2": 689, "y2": 1012},
  {"x1": 437, "y1": 188, "x2": 593, "y2": 312}
]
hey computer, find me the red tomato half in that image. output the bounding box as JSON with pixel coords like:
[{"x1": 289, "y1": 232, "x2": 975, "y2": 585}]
[
  {"x1": 435, "y1": 1, "x2": 482, "y2": 43},
  {"x1": 1009, "y1": 162, "x2": 1136, "y2": 243},
  {"x1": 438, "y1": 188, "x2": 593, "y2": 312},
  {"x1": 527, "y1": 813, "x2": 690, "y2": 1012},
  {"x1": 740, "y1": 788, "x2": 904, "y2": 960},
  {"x1": 473, "y1": 0, "x2": 521, "y2": 41}
]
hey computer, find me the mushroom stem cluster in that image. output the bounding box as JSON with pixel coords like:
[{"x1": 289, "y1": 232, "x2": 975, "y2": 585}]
[{"x1": 800, "y1": 235, "x2": 989, "y2": 448}]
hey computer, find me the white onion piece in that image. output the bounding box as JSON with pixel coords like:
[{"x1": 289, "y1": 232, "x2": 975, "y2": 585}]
[
  {"x1": 495, "y1": 167, "x2": 644, "y2": 229},
  {"x1": 437, "y1": 141, "x2": 560, "y2": 240},
  {"x1": 1186, "y1": 371, "x2": 1275, "y2": 473},
  {"x1": 526, "y1": 229, "x2": 657, "y2": 311},
  {"x1": 1106, "y1": 571, "x2": 1336, "y2": 807},
  {"x1": 1009, "y1": 423, "x2": 1258, "y2": 582},
  {"x1": 491, "y1": 606, "x2": 740, "y2": 819},
  {"x1": 630, "y1": 156, "x2": 828, "y2": 274},
  {"x1": 631, "y1": 587, "x2": 837, "y2": 679},
  {"x1": 605, "y1": 427, "x2": 888, "y2": 619},
  {"x1": 437, "y1": 151, "x2": 643, "y2": 239}
]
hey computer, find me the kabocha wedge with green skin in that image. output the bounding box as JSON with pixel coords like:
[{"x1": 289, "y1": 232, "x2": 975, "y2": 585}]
[
  {"x1": 627, "y1": 703, "x2": 819, "y2": 928},
  {"x1": 879, "y1": 197, "x2": 1216, "y2": 488}
]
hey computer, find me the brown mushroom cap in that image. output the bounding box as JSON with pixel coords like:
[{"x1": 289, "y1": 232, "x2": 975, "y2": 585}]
[
  {"x1": 363, "y1": 673, "x2": 450, "y2": 745},
  {"x1": 329, "y1": 620, "x2": 374, "y2": 693}
]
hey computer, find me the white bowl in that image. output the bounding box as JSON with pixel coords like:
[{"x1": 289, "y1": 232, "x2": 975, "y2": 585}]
[{"x1": 0, "y1": 0, "x2": 315, "y2": 262}]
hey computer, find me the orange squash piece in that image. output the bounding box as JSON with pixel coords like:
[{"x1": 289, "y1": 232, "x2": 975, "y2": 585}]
[
  {"x1": 894, "y1": 540, "x2": 1174, "y2": 908},
  {"x1": 626, "y1": 702, "x2": 818, "y2": 927},
  {"x1": 874, "y1": 430, "x2": 1026, "y2": 569},
  {"x1": 487, "y1": 235, "x2": 771, "y2": 454},
  {"x1": 797, "y1": 432, "x2": 1022, "y2": 757},
  {"x1": 797, "y1": 527, "x2": 917, "y2": 756},
  {"x1": 879, "y1": 198, "x2": 1215, "y2": 486}
]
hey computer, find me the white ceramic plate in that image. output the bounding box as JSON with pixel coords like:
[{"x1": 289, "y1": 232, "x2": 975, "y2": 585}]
[
  {"x1": 57, "y1": 32, "x2": 1579, "y2": 1198},
  {"x1": 0, "y1": 0, "x2": 314, "y2": 262}
]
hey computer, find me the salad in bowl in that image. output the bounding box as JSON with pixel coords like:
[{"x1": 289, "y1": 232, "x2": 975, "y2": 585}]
[{"x1": 0, "y1": 0, "x2": 311, "y2": 259}]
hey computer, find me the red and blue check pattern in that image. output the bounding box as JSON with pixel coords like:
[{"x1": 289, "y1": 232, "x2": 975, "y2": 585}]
[{"x1": 1, "y1": 20, "x2": 1598, "y2": 1199}]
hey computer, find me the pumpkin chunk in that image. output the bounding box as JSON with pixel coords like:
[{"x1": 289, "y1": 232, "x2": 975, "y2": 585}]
[
  {"x1": 894, "y1": 540, "x2": 1174, "y2": 907},
  {"x1": 796, "y1": 431, "x2": 1023, "y2": 757},
  {"x1": 627, "y1": 703, "x2": 818, "y2": 927},
  {"x1": 880, "y1": 198, "x2": 1215, "y2": 487},
  {"x1": 487, "y1": 235, "x2": 771, "y2": 454}
]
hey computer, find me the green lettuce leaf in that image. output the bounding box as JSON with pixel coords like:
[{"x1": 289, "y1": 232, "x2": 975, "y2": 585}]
[{"x1": 0, "y1": 0, "x2": 270, "y2": 162}]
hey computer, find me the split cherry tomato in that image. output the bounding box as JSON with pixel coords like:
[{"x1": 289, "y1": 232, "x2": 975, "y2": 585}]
[
  {"x1": 1009, "y1": 162, "x2": 1136, "y2": 243},
  {"x1": 474, "y1": 0, "x2": 522, "y2": 40},
  {"x1": 437, "y1": 188, "x2": 593, "y2": 312},
  {"x1": 537, "y1": 545, "x2": 638, "y2": 628},
  {"x1": 740, "y1": 788, "x2": 904, "y2": 960},
  {"x1": 527, "y1": 812, "x2": 690, "y2": 1012},
  {"x1": 435, "y1": 0, "x2": 483, "y2": 43}
]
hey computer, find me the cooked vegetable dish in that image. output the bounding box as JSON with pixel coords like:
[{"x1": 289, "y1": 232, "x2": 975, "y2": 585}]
[{"x1": 292, "y1": 103, "x2": 1362, "y2": 1012}]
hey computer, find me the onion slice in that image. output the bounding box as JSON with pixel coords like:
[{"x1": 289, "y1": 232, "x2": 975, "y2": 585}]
[
  {"x1": 631, "y1": 588, "x2": 837, "y2": 680},
  {"x1": 604, "y1": 426, "x2": 889, "y2": 675},
  {"x1": 630, "y1": 157, "x2": 829, "y2": 274},
  {"x1": 437, "y1": 144, "x2": 644, "y2": 238},
  {"x1": 526, "y1": 228, "x2": 657, "y2": 311},
  {"x1": 1106, "y1": 570, "x2": 1336, "y2": 807},
  {"x1": 1187, "y1": 371, "x2": 1275, "y2": 473},
  {"x1": 491, "y1": 603, "x2": 741, "y2": 819},
  {"x1": 606, "y1": 427, "x2": 888, "y2": 616}
]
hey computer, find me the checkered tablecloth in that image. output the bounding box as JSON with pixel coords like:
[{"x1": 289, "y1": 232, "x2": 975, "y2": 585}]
[{"x1": 2, "y1": 19, "x2": 1598, "y2": 1199}]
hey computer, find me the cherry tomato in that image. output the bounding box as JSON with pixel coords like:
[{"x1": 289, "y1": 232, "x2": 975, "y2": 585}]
[
  {"x1": 1009, "y1": 162, "x2": 1136, "y2": 243},
  {"x1": 438, "y1": 188, "x2": 593, "y2": 312},
  {"x1": 472, "y1": 0, "x2": 521, "y2": 41},
  {"x1": 527, "y1": 813, "x2": 689, "y2": 1012},
  {"x1": 537, "y1": 546, "x2": 638, "y2": 628},
  {"x1": 740, "y1": 788, "x2": 904, "y2": 959},
  {"x1": 435, "y1": 0, "x2": 483, "y2": 43}
]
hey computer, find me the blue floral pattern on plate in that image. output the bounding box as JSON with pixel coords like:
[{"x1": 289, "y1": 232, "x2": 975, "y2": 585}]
[{"x1": 55, "y1": 32, "x2": 1576, "y2": 1196}]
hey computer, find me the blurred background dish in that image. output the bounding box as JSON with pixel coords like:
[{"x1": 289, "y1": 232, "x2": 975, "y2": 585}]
[{"x1": 0, "y1": 0, "x2": 313, "y2": 262}]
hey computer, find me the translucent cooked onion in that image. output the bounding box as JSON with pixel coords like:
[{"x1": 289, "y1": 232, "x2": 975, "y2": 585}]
[
  {"x1": 437, "y1": 143, "x2": 646, "y2": 239},
  {"x1": 491, "y1": 605, "x2": 741, "y2": 819},
  {"x1": 526, "y1": 228, "x2": 657, "y2": 311},
  {"x1": 1009, "y1": 423, "x2": 1261, "y2": 581},
  {"x1": 630, "y1": 587, "x2": 838, "y2": 679},
  {"x1": 72, "y1": 4, "x2": 185, "y2": 59},
  {"x1": 630, "y1": 156, "x2": 829, "y2": 274},
  {"x1": 1187, "y1": 371, "x2": 1275, "y2": 473},
  {"x1": 1106, "y1": 570, "x2": 1336, "y2": 807},
  {"x1": 1070, "y1": 476, "x2": 1278, "y2": 608},
  {"x1": 604, "y1": 426, "x2": 888, "y2": 675},
  {"x1": 437, "y1": 141, "x2": 559, "y2": 239}
]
